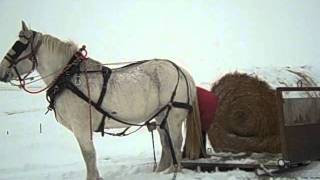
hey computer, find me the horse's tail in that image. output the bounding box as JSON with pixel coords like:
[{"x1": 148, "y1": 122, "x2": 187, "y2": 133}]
[{"x1": 184, "y1": 93, "x2": 204, "y2": 160}]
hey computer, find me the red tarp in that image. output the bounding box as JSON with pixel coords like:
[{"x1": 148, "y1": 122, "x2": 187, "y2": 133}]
[{"x1": 197, "y1": 87, "x2": 219, "y2": 132}]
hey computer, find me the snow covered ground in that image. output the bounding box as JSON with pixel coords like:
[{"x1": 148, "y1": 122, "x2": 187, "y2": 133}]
[
  {"x1": 1, "y1": 65, "x2": 320, "y2": 180},
  {"x1": 0, "y1": 85, "x2": 256, "y2": 180}
]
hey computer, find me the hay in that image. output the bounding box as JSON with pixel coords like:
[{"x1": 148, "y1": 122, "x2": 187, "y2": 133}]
[{"x1": 208, "y1": 72, "x2": 281, "y2": 153}]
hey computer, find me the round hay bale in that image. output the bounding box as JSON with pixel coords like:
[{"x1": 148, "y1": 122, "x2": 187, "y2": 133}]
[{"x1": 208, "y1": 72, "x2": 281, "y2": 153}]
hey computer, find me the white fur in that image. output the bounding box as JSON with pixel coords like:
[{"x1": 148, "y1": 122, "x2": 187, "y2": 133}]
[{"x1": 0, "y1": 23, "x2": 197, "y2": 180}]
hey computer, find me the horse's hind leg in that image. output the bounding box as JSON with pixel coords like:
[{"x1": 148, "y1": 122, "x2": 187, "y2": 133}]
[
  {"x1": 74, "y1": 130, "x2": 102, "y2": 180},
  {"x1": 155, "y1": 126, "x2": 172, "y2": 172},
  {"x1": 156, "y1": 108, "x2": 187, "y2": 172}
]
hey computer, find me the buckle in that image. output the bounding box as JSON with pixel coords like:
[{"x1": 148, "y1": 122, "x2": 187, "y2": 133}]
[{"x1": 74, "y1": 74, "x2": 81, "y2": 86}]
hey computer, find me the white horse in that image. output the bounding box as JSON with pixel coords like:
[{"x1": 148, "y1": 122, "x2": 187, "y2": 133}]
[{"x1": 0, "y1": 21, "x2": 202, "y2": 180}]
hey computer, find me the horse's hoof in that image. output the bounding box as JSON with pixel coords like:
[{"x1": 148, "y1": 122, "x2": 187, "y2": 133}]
[
  {"x1": 155, "y1": 165, "x2": 168, "y2": 172},
  {"x1": 163, "y1": 165, "x2": 182, "y2": 174},
  {"x1": 87, "y1": 177, "x2": 103, "y2": 180}
]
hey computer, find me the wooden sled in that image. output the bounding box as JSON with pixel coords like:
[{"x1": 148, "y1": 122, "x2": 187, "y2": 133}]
[{"x1": 182, "y1": 87, "x2": 320, "y2": 177}]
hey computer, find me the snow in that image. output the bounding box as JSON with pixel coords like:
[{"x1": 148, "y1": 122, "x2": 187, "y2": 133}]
[
  {"x1": 1, "y1": 0, "x2": 320, "y2": 178},
  {"x1": 0, "y1": 85, "x2": 255, "y2": 180},
  {"x1": 1, "y1": 65, "x2": 320, "y2": 180}
]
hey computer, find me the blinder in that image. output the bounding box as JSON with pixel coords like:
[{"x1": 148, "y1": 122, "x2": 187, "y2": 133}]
[
  {"x1": 3, "y1": 31, "x2": 40, "y2": 82},
  {"x1": 5, "y1": 41, "x2": 29, "y2": 67}
]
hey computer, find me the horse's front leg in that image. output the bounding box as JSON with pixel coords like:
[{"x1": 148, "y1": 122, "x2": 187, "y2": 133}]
[{"x1": 75, "y1": 133, "x2": 102, "y2": 180}]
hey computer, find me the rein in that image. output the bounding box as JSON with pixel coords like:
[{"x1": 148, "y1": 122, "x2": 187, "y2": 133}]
[{"x1": 10, "y1": 45, "x2": 89, "y2": 94}]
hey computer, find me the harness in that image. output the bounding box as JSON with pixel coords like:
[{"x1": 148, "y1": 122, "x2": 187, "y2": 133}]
[
  {"x1": 5, "y1": 30, "x2": 192, "y2": 178},
  {"x1": 46, "y1": 53, "x2": 193, "y2": 137}
]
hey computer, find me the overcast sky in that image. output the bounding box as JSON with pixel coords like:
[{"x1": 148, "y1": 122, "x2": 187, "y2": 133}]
[{"x1": 0, "y1": 0, "x2": 319, "y2": 83}]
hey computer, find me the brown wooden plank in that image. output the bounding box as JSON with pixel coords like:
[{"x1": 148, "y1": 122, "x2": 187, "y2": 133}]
[
  {"x1": 282, "y1": 124, "x2": 320, "y2": 162},
  {"x1": 277, "y1": 87, "x2": 320, "y2": 92},
  {"x1": 181, "y1": 160, "x2": 279, "y2": 172}
]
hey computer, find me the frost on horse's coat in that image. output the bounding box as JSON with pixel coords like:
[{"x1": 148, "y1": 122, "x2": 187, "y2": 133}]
[{"x1": 0, "y1": 21, "x2": 202, "y2": 180}]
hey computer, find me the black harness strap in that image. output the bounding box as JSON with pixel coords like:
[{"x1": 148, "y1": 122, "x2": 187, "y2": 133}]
[
  {"x1": 64, "y1": 82, "x2": 113, "y2": 118},
  {"x1": 159, "y1": 105, "x2": 178, "y2": 166},
  {"x1": 94, "y1": 66, "x2": 111, "y2": 136},
  {"x1": 172, "y1": 101, "x2": 193, "y2": 111},
  {"x1": 97, "y1": 66, "x2": 110, "y2": 107},
  {"x1": 96, "y1": 114, "x2": 106, "y2": 136}
]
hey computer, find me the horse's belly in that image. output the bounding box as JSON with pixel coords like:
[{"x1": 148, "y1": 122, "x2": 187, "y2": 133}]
[{"x1": 103, "y1": 84, "x2": 160, "y2": 125}]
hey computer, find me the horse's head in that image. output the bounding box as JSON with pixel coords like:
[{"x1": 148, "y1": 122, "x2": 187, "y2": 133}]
[{"x1": 0, "y1": 21, "x2": 41, "y2": 83}]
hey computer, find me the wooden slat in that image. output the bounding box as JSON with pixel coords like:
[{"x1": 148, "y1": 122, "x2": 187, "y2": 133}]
[{"x1": 181, "y1": 160, "x2": 279, "y2": 172}]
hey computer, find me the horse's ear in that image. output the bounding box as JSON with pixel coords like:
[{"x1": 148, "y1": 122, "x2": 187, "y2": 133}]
[{"x1": 21, "y1": 20, "x2": 29, "y2": 31}]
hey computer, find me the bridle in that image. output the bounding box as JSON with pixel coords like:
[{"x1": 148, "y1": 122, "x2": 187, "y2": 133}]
[
  {"x1": 4, "y1": 31, "x2": 41, "y2": 86},
  {"x1": 3, "y1": 31, "x2": 89, "y2": 95}
]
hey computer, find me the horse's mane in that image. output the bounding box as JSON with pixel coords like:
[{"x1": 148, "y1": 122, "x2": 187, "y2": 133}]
[
  {"x1": 41, "y1": 34, "x2": 78, "y2": 58},
  {"x1": 41, "y1": 34, "x2": 104, "y2": 68}
]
